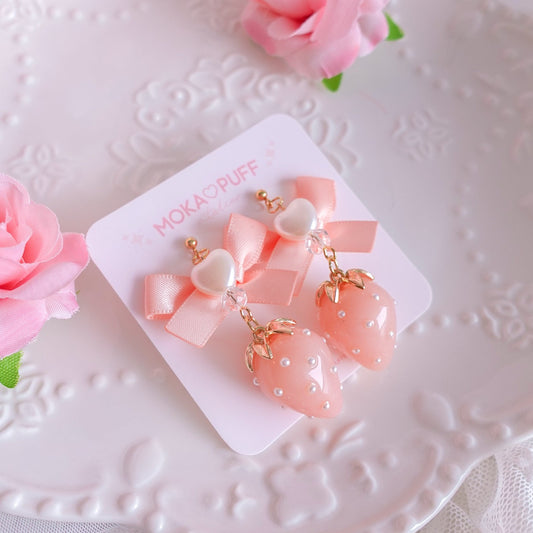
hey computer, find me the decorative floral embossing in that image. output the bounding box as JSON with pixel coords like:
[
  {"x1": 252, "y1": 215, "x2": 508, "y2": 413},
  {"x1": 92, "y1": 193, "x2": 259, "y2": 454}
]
[
  {"x1": 124, "y1": 438, "x2": 165, "y2": 488},
  {"x1": 135, "y1": 81, "x2": 196, "y2": 132},
  {"x1": 304, "y1": 117, "x2": 359, "y2": 170},
  {"x1": 0, "y1": 367, "x2": 51, "y2": 435},
  {"x1": 0, "y1": 0, "x2": 43, "y2": 30},
  {"x1": 482, "y1": 283, "x2": 533, "y2": 349},
  {"x1": 110, "y1": 133, "x2": 186, "y2": 194},
  {"x1": 268, "y1": 463, "x2": 337, "y2": 527},
  {"x1": 351, "y1": 460, "x2": 377, "y2": 494},
  {"x1": 393, "y1": 109, "x2": 452, "y2": 161},
  {"x1": 187, "y1": 0, "x2": 242, "y2": 33},
  {"x1": 448, "y1": 7, "x2": 484, "y2": 38},
  {"x1": 458, "y1": 1, "x2": 533, "y2": 162},
  {"x1": 413, "y1": 392, "x2": 456, "y2": 432},
  {"x1": 227, "y1": 483, "x2": 256, "y2": 519},
  {"x1": 186, "y1": 54, "x2": 292, "y2": 128},
  {"x1": 327, "y1": 420, "x2": 365, "y2": 458},
  {"x1": 475, "y1": 69, "x2": 533, "y2": 161},
  {"x1": 112, "y1": 54, "x2": 361, "y2": 192},
  {"x1": 7, "y1": 144, "x2": 72, "y2": 196}
]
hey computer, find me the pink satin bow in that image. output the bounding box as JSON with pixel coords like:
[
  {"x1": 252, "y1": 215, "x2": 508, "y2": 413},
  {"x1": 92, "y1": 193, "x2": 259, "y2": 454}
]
[
  {"x1": 267, "y1": 176, "x2": 378, "y2": 294},
  {"x1": 144, "y1": 213, "x2": 298, "y2": 347}
]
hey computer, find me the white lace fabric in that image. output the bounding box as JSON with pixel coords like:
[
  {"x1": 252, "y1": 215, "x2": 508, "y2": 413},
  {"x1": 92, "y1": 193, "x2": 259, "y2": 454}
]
[
  {"x1": 421, "y1": 437, "x2": 533, "y2": 533},
  {"x1": 1, "y1": 438, "x2": 531, "y2": 532},
  {"x1": 0, "y1": 515, "x2": 142, "y2": 533}
]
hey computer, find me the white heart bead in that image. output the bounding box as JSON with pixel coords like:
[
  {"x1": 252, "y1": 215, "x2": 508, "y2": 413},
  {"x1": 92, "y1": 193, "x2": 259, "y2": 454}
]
[
  {"x1": 273, "y1": 198, "x2": 318, "y2": 241},
  {"x1": 191, "y1": 249, "x2": 236, "y2": 297}
]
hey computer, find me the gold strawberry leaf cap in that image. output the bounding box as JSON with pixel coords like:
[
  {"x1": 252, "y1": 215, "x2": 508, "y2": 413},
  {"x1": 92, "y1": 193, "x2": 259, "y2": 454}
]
[
  {"x1": 317, "y1": 268, "x2": 375, "y2": 304},
  {"x1": 245, "y1": 318, "x2": 296, "y2": 372}
]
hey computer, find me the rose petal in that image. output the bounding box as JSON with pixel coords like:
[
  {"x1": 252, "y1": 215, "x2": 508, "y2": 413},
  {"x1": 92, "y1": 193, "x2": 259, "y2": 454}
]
[
  {"x1": 242, "y1": 0, "x2": 390, "y2": 80},
  {"x1": 5, "y1": 212, "x2": 24, "y2": 242},
  {"x1": 360, "y1": 0, "x2": 390, "y2": 15},
  {"x1": 0, "y1": 173, "x2": 62, "y2": 266},
  {"x1": 45, "y1": 281, "x2": 79, "y2": 319},
  {"x1": 267, "y1": 16, "x2": 303, "y2": 39},
  {"x1": 279, "y1": 0, "x2": 363, "y2": 78},
  {"x1": 0, "y1": 258, "x2": 33, "y2": 286},
  {"x1": 243, "y1": 4, "x2": 312, "y2": 57},
  {"x1": 286, "y1": 24, "x2": 361, "y2": 78},
  {"x1": 262, "y1": 0, "x2": 324, "y2": 19},
  {"x1": 311, "y1": 0, "x2": 360, "y2": 44},
  {"x1": 0, "y1": 298, "x2": 47, "y2": 359},
  {"x1": 293, "y1": 8, "x2": 323, "y2": 36},
  {"x1": 0, "y1": 226, "x2": 16, "y2": 247},
  {"x1": 319, "y1": 27, "x2": 362, "y2": 77},
  {"x1": 242, "y1": 3, "x2": 285, "y2": 55},
  {"x1": 0, "y1": 233, "x2": 89, "y2": 300},
  {"x1": 21, "y1": 200, "x2": 63, "y2": 264},
  {"x1": 358, "y1": 11, "x2": 389, "y2": 57},
  {"x1": 0, "y1": 224, "x2": 31, "y2": 263}
]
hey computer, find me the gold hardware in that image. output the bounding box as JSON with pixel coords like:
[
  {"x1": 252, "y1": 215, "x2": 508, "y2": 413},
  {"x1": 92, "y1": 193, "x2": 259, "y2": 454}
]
[
  {"x1": 255, "y1": 189, "x2": 285, "y2": 214},
  {"x1": 316, "y1": 246, "x2": 374, "y2": 304},
  {"x1": 185, "y1": 237, "x2": 209, "y2": 265},
  {"x1": 243, "y1": 313, "x2": 296, "y2": 373},
  {"x1": 224, "y1": 288, "x2": 295, "y2": 373}
]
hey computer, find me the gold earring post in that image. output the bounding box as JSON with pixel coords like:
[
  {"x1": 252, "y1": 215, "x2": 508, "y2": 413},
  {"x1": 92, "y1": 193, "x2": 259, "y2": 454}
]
[
  {"x1": 255, "y1": 189, "x2": 285, "y2": 214},
  {"x1": 185, "y1": 237, "x2": 208, "y2": 265}
]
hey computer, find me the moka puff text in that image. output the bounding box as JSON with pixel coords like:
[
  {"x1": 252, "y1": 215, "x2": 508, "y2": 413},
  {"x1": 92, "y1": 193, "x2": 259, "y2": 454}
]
[{"x1": 153, "y1": 160, "x2": 258, "y2": 237}]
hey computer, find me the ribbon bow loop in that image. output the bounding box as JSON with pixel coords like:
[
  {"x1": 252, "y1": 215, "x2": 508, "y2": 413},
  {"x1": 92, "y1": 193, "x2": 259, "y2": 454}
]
[
  {"x1": 296, "y1": 176, "x2": 336, "y2": 225},
  {"x1": 268, "y1": 176, "x2": 378, "y2": 294},
  {"x1": 224, "y1": 213, "x2": 268, "y2": 283},
  {"x1": 145, "y1": 214, "x2": 299, "y2": 348}
]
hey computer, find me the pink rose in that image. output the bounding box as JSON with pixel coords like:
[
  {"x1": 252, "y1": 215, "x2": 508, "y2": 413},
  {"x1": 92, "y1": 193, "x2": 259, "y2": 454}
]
[
  {"x1": 0, "y1": 174, "x2": 89, "y2": 359},
  {"x1": 241, "y1": 0, "x2": 390, "y2": 79}
]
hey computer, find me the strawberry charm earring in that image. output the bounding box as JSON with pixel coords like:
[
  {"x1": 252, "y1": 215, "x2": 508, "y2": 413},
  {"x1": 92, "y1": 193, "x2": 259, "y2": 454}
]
[
  {"x1": 185, "y1": 237, "x2": 342, "y2": 418},
  {"x1": 147, "y1": 235, "x2": 343, "y2": 418},
  {"x1": 257, "y1": 179, "x2": 397, "y2": 371}
]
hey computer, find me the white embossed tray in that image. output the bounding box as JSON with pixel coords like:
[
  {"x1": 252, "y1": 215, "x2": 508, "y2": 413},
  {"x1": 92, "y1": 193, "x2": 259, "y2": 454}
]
[{"x1": 1, "y1": 0, "x2": 532, "y2": 532}]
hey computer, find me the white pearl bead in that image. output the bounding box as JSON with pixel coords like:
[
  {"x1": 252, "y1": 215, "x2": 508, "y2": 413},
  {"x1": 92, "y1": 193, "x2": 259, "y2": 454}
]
[
  {"x1": 273, "y1": 198, "x2": 318, "y2": 241},
  {"x1": 191, "y1": 249, "x2": 236, "y2": 296}
]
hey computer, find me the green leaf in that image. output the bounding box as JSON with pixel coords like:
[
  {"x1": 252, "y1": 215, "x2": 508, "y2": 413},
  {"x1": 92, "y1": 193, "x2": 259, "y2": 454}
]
[
  {"x1": 385, "y1": 13, "x2": 404, "y2": 41},
  {"x1": 0, "y1": 351, "x2": 22, "y2": 389},
  {"x1": 322, "y1": 73, "x2": 343, "y2": 92}
]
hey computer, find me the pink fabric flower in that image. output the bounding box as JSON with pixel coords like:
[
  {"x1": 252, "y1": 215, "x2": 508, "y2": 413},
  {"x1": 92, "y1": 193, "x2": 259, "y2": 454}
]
[
  {"x1": 241, "y1": 0, "x2": 390, "y2": 79},
  {"x1": 0, "y1": 174, "x2": 89, "y2": 359}
]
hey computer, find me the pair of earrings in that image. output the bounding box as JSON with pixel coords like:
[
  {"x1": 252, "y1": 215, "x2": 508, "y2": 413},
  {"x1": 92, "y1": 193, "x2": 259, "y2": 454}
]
[
  {"x1": 145, "y1": 177, "x2": 397, "y2": 419},
  {"x1": 255, "y1": 186, "x2": 397, "y2": 372}
]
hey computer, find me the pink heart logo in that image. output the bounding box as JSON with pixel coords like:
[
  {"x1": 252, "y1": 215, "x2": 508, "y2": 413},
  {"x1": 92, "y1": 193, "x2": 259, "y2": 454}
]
[{"x1": 202, "y1": 185, "x2": 218, "y2": 199}]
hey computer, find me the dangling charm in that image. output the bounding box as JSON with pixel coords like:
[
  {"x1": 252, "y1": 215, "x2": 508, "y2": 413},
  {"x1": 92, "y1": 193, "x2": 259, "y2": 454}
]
[
  {"x1": 315, "y1": 248, "x2": 397, "y2": 371},
  {"x1": 241, "y1": 307, "x2": 342, "y2": 418},
  {"x1": 187, "y1": 238, "x2": 343, "y2": 418},
  {"x1": 257, "y1": 183, "x2": 397, "y2": 370}
]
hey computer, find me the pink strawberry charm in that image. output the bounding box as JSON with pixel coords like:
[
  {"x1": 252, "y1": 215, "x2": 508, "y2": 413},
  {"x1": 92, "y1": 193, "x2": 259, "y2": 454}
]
[
  {"x1": 317, "y1": 269, "x2": 397, "y2": 371},
  {"x1": 246, "y1": 319, "x2": 342, "y2": 417}
]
